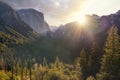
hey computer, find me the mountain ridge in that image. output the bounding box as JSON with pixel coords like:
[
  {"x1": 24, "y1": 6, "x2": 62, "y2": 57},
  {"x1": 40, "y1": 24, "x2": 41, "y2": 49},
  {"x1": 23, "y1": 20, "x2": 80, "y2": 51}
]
[
  {"x1": 17, "y1": 8, "x2": 50, "y2": 35},
  {"x1": 0, "y1": 1, "x2": 120, "y2": 63},
  {"x1": 0, "y1": 1, "x2": 35, "y2": 37}
]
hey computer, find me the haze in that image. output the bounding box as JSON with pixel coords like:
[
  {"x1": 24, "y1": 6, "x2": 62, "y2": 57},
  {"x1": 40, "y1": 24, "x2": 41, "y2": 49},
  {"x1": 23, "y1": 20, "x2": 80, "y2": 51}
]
[{"x1": 2, "y1": 0, "x2": 120, "y2": 26}]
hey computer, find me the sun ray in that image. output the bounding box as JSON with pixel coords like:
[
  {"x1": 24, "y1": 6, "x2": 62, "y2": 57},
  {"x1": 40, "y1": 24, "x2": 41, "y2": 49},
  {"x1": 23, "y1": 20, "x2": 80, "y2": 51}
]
[{"x1": 77, "y1": 15, "x2": 87, "y2": 25}]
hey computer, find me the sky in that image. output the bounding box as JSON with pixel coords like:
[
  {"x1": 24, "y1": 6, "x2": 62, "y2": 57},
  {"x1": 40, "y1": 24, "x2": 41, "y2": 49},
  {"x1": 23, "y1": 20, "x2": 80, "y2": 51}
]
[{"x1": 1, "y1": 0, "x2": 120, "y2": 26}]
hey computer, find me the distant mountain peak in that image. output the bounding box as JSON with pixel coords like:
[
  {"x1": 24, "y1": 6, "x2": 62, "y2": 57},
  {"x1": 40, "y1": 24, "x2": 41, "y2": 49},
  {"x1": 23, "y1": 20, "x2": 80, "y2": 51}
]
[
  {"x1": 116, "y1": 10, "x2": 120, "y2": 15},
  {"x1": 0, "y1": 1, "x2": 35, "y2": 37},
  {"x1": 18, "y1": 8, "x2": 44, "y2": 17},
  {"x1": 17, "y1": 8, "x2": 50, "y2": 34}
]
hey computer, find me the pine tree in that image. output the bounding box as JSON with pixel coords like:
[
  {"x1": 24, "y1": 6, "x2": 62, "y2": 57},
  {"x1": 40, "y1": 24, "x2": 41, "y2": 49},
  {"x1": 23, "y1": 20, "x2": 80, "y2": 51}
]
[
  {"x1": 89, "y1": 42, "x2": 101, "y2": 76},
  {"x1": 54, "y1": 56, "x2": 63, "y2": 69},
  {"x1": 87, "y1": 55, "x2": 92, "y2": 74},
  {"x1": 43, "y1": 57, "x2": 48, "y2": 67},
  {"x1": 86, "y1": 76, "x2": 96, "y2": 80},
  {"x1": 27, "y1": 56, "x2": 36, "y2": 80},
  {"x1": 79, "y1": 48, "x2": 88, "y2": 79},
  {"x1": 104, "y1": 26, "x2": 120, "y2": 54},
  {"x1": 74, "y1": 57, "x2": 83, "y2": 80},
  {"x1": 96, "y1": 25, "x2": 120, "y2": 80},
  {"x1": 19, "y1": 56, "x2": 25, "y2": 80}
]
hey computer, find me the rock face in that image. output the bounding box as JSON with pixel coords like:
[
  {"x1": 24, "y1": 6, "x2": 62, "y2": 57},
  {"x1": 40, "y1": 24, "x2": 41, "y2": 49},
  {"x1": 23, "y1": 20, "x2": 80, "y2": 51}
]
[
  {"x1": 99, "y1": 10, "x2": 120, "y2": 32},
  {"x1": 53, "y1": 11, "x2": 120, "y2": 53},
  {"x1": 17, "y1": 9, "x2": 50, "y2": 34},
  {"x1": 0, "y1": 1, "x2": 34, "y2": 37},
  {"x1": 55, "y1": 10, "x2": 120, "y2": 38}
]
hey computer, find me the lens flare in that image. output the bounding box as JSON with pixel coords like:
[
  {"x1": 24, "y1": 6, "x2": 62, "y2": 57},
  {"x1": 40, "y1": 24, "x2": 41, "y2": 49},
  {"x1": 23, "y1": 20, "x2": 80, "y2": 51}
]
[{"x1": 77, "y1": 16, "x2": 87, "y2": 25}]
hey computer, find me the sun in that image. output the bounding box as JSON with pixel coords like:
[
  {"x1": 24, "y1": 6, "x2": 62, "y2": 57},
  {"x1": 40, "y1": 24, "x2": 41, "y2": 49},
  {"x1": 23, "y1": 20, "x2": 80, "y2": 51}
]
[
  {"x1": 77, "y1": 15, "x2": 87, "y2": 25},
  {"x1": 55, "y1": 2, "x2": 60, "y2": 7}
]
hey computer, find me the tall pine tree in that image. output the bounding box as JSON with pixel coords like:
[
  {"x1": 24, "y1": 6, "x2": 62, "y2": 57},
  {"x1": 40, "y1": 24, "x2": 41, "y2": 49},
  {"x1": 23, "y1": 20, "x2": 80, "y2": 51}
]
[
  {"x1": 96, "y1": 25, "x2": 120, "y2": 80},
  {"x1": 88, "y1": 42, "x2": 101, "y2": 76},
  {"x1": 79, "y1": 48, "x2": 88, "y2": 79},
  {"x1": 74, "y1": 57, "x2": 83, "y2": 80}
]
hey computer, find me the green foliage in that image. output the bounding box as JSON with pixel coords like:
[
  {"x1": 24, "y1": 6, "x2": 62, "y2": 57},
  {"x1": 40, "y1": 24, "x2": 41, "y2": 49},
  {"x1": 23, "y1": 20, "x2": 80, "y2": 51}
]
[
  {"x1": 0, "y1": 25, "x2": 120, "y2": 80},
  {"x1": 44, "y1": 69, "x2": 69, "y2": 80},
  {"x1": 80, "y1": 49, "x2": 87, "y2": 67},
  {"x1": 0, "y1": 70, "x2": 10, "y2": 80},
  {"x1": 24, "y1": 37, "x2": 73, "y2": 63},
  {"x1": 88, "y1": 42, "x2": 101, "y2": 76},
  {"x1": 79, "y1": 49, "x2": 88, "y2": 79},
  {"x1": 74, "y1": 57, "x2": 83, "y2": 80},
  {"x1": 0, "y1": 31, "x2": 23, "y2": 45},
  {"x1": 104, "y1": 25, "x2": 120, "y2": 54},
  {"x1": 0, "y1": 43, "x2": 8, "y2": 53},
  {"x1": 5, "y1": 26, "x2": 27, "y2": 41},
  {"x1": 86, "y1": 76, "x2": 96, "y2": 80},
  {"x1": 54, "y1": 57, "x2": 62, "y2": 68},
  {"x1": 97, "y1": 26, "x2": 120, "y2": 80},
  {"x1": 43, "y1": 57, "x2": 48, "y2": 67}
]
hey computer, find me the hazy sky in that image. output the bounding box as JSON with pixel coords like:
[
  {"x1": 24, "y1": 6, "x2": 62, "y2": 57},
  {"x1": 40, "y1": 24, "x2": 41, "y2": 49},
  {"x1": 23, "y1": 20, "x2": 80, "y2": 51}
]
[{"x1": 1, "y1": 0, "x2": 120, "y2": 26}]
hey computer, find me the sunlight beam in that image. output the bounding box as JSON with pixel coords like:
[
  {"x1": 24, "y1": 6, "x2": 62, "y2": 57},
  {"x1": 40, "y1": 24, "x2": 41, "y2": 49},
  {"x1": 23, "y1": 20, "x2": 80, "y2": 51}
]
[
  {"x1": 77, "y1": 16, "x2": 86, "y2": 25},
  {"x1": 76, "y1": 15, "x2": 87, "y2": 28}
]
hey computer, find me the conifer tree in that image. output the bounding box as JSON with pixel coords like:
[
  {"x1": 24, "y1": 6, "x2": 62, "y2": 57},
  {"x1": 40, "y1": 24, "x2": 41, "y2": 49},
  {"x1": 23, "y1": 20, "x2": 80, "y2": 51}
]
[
  {"x1": 86, "y1": 76, "x2": 96, "y2": 80},
  {"x1": 43, "y1": 57, "x2": 48, "y2": 67},
  {"x1": 97, "y1": 25, "x2": 120, "y2": 80},
  {"x1": 54, "y1": 56, "x2": 63, "y2": 69},
  {"x1": 89, "y1": 42, "x2": 101, "y2": 76},
  {"x1": 79, "y1": 48, "x2": 88, "y2": 79},
  {"x1": 104, "y1": 26, "x2": 120, "y2": 54},
  {"x1": 74, "y1": 57, "x2": 83, "y2": 80}
]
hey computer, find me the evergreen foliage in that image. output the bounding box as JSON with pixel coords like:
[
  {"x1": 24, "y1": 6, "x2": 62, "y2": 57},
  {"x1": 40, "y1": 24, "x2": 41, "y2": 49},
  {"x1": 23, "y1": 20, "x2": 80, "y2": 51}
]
[
  {"x1": 96, "y1": 25, "x2": 120, "y2": 80},
  {"x1": 0, "y1": 25, "x2": 120, "y2": 80}
]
